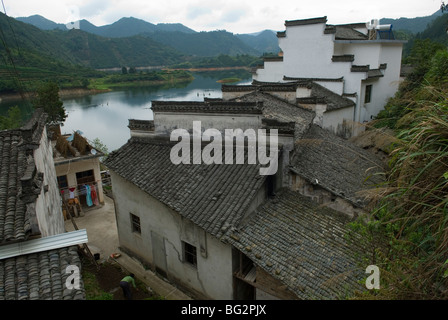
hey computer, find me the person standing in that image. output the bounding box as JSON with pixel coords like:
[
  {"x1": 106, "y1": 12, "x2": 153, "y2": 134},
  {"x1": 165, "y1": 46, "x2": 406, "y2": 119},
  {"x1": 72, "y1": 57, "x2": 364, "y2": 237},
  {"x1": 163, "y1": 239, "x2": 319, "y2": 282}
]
[{"x1": 120, "y1": 273, "x2": 137, "y2": 300}]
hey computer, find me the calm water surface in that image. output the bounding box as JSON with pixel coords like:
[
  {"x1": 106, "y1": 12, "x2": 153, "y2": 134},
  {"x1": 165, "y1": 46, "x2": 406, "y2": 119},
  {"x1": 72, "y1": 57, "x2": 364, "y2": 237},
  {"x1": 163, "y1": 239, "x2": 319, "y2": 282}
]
[{"x1": 1, "y1": 72, "x2": 251, "y2": 152}]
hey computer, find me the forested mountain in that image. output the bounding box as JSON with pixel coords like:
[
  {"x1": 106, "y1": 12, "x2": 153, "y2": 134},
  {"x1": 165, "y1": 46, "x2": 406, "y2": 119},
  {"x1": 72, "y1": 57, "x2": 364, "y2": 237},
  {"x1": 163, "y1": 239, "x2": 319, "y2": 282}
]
[
  {"x1": 145, "y1": 30, "x2": 260, "y2": 57},
  {"x1": 16, "y1": 15, "x2": 196, "y2": 36},
  {"x1": 380, "y1": 10, "x2": 444, "y2": 34},
  {"x1": 236, "y1": 30, "x2": 280, "y2": 55},
  {"x1": 398, "y1": 12, "x2": 448, "y2": 57},
  {"x1": 15, "y1": 15, "x2": 279, "y2": 56},
  {"x1": 1, "y1": 13, "x2": 185, "y2": 70}
]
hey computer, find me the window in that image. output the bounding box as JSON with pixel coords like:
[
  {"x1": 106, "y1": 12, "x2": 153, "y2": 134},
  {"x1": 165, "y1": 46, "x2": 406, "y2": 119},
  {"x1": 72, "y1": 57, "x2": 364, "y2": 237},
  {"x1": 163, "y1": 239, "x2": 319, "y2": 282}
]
[
  {"x1": 76, "y1": 169, "x2": 95, "y2": 185},
  {"x1": 365, "y1": 84, "x2": 373, "y2": 104},
  {"x1": 57, "y1": 175, "x2": 68, "y2": 189},
  {"x1": 182, "y1": 241, "x2": 197, "y2": 267},
  {"x1": 130, "y1": 213, "x2": 141, "y2": 234}
]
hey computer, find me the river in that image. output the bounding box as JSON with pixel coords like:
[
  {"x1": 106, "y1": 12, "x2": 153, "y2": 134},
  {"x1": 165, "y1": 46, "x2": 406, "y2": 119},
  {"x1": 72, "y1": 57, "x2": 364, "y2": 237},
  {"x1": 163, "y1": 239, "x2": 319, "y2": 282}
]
[{"x1": 0, "y1": 72, "x2": 251, "y2": 152}]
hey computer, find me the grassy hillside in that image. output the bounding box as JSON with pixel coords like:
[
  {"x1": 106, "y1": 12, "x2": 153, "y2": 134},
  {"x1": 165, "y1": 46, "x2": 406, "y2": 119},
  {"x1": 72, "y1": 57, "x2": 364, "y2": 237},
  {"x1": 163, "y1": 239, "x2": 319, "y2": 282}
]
[{"x1": 350, "y1": 40, "x2": 448, "y2": 299}]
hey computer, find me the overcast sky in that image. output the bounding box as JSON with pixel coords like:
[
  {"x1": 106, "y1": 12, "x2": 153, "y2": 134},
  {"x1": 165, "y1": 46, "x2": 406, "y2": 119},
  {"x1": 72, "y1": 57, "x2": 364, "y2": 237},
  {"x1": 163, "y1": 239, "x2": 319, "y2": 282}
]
[{"x1": 3, "y1": 0, "x2": 443, "y2": 34}]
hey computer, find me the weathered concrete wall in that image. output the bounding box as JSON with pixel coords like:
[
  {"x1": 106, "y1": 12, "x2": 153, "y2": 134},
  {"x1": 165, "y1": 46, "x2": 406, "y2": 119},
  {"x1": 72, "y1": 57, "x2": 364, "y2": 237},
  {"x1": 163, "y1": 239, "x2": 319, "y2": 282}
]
[
  {"x1": 322, "y1": 107, "x2": 355, "y2": 139},
  {"x1": 110, "y1": 172, "x2": 235, "y2": 299},
  {"x1": 290, "y1": 174, "x2": 363, "y2": 218},
  {"x1": 33, "y1": 126, "x2": 65, "y2": 237},
  {"x1": 154, "y1": 112, "x2": 263, "y2": 135}
]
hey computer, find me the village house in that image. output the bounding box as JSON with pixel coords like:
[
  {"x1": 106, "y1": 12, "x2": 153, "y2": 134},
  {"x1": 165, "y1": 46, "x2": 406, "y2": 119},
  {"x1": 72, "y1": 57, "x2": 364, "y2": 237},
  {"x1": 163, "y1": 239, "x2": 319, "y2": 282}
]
[
  {"x1": 49, "y1": 126, "x2": 105, "y2": 219},
  {"x1": 0, "y1": 109, "x2": 86, "y2": 300},
  {"x1": 221, "y1": 87, "x2": 385, "y2": 217},
  {"x1": 104, "y1": 95, "x2": 382, "y2": 299},
  {"x1": 252, "y1": 16, "x2": 406, "y2": 136}
]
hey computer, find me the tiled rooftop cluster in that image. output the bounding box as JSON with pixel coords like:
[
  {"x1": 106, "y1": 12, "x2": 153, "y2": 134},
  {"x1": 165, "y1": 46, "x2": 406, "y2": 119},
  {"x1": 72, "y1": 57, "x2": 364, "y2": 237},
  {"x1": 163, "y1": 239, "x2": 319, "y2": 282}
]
[
  {"x1": 0, "y1": 110, "x2": 86, "y2": 300},
  {"x1": 0, "y1": 246, "x2": 85, "y2": 300},
  {"x1": 228, "y1": 90, "x2": 314, "y2": 139},
  {"x1": 225, "y1": 189, "x2": 364, "y2": 299},
  {"x1": 104, "y1": 138, "x2": 268, "y2": 239},
  {"x1": 225, "y1": 80, "x2": 355, "y2": 112},
  {"x1": 291, "y1": 124, "x2": 385, "y2": 207},
  {"x1": 0, "y1": 110, "x2": 47, "y2": 244},
  {"x1": 107, "y1": 78, "x2": 386, "y2": 298}
]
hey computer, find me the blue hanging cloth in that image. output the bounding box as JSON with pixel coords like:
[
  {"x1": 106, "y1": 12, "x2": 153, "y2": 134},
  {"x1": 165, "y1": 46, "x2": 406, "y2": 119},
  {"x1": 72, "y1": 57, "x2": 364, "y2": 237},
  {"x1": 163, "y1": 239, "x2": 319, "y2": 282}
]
[{"x1": 85, "y1": 185, "x2": 93, "y2": 206}]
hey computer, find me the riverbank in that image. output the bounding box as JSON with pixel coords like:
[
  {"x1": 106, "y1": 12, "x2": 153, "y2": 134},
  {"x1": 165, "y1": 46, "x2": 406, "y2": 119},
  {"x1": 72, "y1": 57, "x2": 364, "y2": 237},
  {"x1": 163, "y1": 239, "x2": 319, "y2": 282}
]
[{"x1": 0, "y1": 88, "x2": 111, "y2": 103}]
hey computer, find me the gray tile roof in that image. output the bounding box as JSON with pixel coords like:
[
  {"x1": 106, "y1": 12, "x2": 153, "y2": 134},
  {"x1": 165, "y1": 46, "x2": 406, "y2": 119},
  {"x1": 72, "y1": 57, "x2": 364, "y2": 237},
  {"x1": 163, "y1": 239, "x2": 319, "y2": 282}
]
[
  {"x1": 0, "y1": 109, "x2": 48, "y2": 244},
  {"x1": 303, "y1": 81, "x2": 356, "y2": 111},
  {"x1": 128, "y1": 119, "x2": 155, "y2": 132},
  {"x1": 104, "y1": 137, "x2": 268, "y2": 239},
  {"x1": 290, "y1": 124, "x2": 385, "y2": 207},
  {"x1": 283, "y1": 76, "x2": 344, "y2": 82},
  {"x1": 285, "y1": 16, "x2": 328, "y2": 27},
  {"x1": 225, "y1": 188, "x2": 364, "y2": 299},
  {"x1": 0, "y1": 246, "x2": 85, "y2": 300},
  {"x1": 151, "y1": 101, "x2": 263, "y2": 115},
  {"x1": 334, "y1": 26, "x2": 368, "y2": 40},
  {"x1": 228, "y1": 90, "x2": 314, "y2": 139},
  {"x1": 231, "y1": 80, "x2": 354, "y2": 112}
]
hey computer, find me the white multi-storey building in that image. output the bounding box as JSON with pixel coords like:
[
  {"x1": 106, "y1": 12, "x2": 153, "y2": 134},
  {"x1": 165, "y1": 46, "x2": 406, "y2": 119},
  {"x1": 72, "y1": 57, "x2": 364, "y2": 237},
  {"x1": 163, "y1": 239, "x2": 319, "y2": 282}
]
[{"x1": 253, "y1": 16, "x2": 406, "y2": 133}]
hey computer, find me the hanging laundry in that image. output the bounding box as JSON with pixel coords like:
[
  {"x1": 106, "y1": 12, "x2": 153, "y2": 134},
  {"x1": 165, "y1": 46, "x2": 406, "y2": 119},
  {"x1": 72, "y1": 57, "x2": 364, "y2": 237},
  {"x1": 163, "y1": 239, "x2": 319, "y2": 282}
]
[
  {"x1": 69, "y1": 188, "x2": 76, "y2": 199},
  {"x1": 91, "y1": 184, "x2": 99, "y2": 206},
  {"x1": 85, "y1": 185, "x2": 93, "y2": 207}
]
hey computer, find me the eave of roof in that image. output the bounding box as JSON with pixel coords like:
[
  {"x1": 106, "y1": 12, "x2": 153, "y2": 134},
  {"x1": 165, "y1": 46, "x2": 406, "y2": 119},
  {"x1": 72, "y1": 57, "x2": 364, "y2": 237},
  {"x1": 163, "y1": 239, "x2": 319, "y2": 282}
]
[
  {"x1": 285, "y1": 16, "x2": 328, "y2": 27},
  {"x1": 151, "y1": 101, "x2": 263, "y2": 115}
]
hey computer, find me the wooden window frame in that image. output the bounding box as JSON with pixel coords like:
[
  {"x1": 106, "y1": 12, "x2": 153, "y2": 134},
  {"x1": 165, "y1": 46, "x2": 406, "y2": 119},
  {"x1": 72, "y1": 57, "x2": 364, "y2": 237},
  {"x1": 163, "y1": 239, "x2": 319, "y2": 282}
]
[
  {"x1": 182, "y1": 241, "x2": 197, "y2": 268},
  {"x1": 130, "y1": 213, "x2": 141, "y2": 234}
]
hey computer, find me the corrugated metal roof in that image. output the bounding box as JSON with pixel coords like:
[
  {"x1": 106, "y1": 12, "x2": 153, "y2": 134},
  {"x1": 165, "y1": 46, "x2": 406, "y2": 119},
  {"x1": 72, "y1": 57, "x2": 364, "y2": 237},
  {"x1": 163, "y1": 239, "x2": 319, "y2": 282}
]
[{"x1": 0, "y1": 229, "x2": 88, "y2": 260}]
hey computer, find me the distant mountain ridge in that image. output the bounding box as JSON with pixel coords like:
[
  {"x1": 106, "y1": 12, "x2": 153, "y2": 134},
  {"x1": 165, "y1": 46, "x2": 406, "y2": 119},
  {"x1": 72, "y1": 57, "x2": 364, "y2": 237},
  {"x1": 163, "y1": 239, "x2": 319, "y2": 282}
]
[
  {"x1": 380, "y1": 10, "x2": 444, "y2": 33},
  {"x1": 1, "y1": 13, "x2": 184, "y2": 69},
  {"x1": 15, "y1": 14, "x2": 280, "y2": 56},
  {"x1": 15, "y1": 15, "x2": 196, "y2": 35}
]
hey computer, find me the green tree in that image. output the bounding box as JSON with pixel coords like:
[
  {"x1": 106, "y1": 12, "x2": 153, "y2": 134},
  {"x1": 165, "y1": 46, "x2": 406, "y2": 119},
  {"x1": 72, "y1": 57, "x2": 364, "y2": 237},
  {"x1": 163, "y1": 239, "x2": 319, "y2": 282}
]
[
  {"x1": 0, "y1": 106, "x2": 22, "y2": 130},
  {"x1": 122, "y1": 66, "x2": 128, "y2": 75},
  {"x1": 32, "y1": 81, "x2": 67, "y2": 124},
  {"x1": 91, "y1": 137, "x2": 109, "y2": 163}
]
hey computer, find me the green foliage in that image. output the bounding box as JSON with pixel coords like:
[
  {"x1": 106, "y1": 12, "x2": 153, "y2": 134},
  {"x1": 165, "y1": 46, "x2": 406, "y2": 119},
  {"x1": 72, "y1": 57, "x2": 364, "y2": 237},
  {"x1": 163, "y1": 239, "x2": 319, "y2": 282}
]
[
  {"x1": 172, "y1": 54, "x2": 262, "y2": 69},
  {"x1": 147, "y1": 30, "x2": 259, "y2": 57},
  {"x1": 91, "y1": 69, "x2": 194, "y2": 90},
  {"x1": 32, "y1": 81, "x2": 67, "y2": 124},
  {"x1": 375, "y1": 39, "x2": 447, "y2": 129},
  {"x1": 91, "y1": 137, "x2": 109, "y2": 163},
  {"x1": 0, "y1": 105, "x2": 22, "y2": 129},
  {"x1": 353, "y1": 87, "x2": 448, "y2": 300},
  {"x1": 82, "y1": 271, "x2": 114, "y2": 300},
  {"x1": 425, "y1": 50, "x2": 448, "y2": 83}
]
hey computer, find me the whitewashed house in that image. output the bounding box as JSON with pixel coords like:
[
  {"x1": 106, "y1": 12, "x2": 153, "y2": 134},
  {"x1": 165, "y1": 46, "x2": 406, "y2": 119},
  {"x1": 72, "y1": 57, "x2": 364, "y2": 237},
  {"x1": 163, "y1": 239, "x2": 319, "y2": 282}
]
[
  {"x1": 253, "y1": 16, "x2": 405, "y2": 135},
  {"x1": 103, "y1": 98, "x2": 386, "y2": 300}
]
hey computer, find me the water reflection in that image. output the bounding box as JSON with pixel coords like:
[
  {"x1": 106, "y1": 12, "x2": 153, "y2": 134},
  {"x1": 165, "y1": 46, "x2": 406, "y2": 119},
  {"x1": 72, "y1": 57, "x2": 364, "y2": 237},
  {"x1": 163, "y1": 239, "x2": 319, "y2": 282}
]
[{"x1": 60, "y1": 73, "x2": 251, "y2": 152}]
